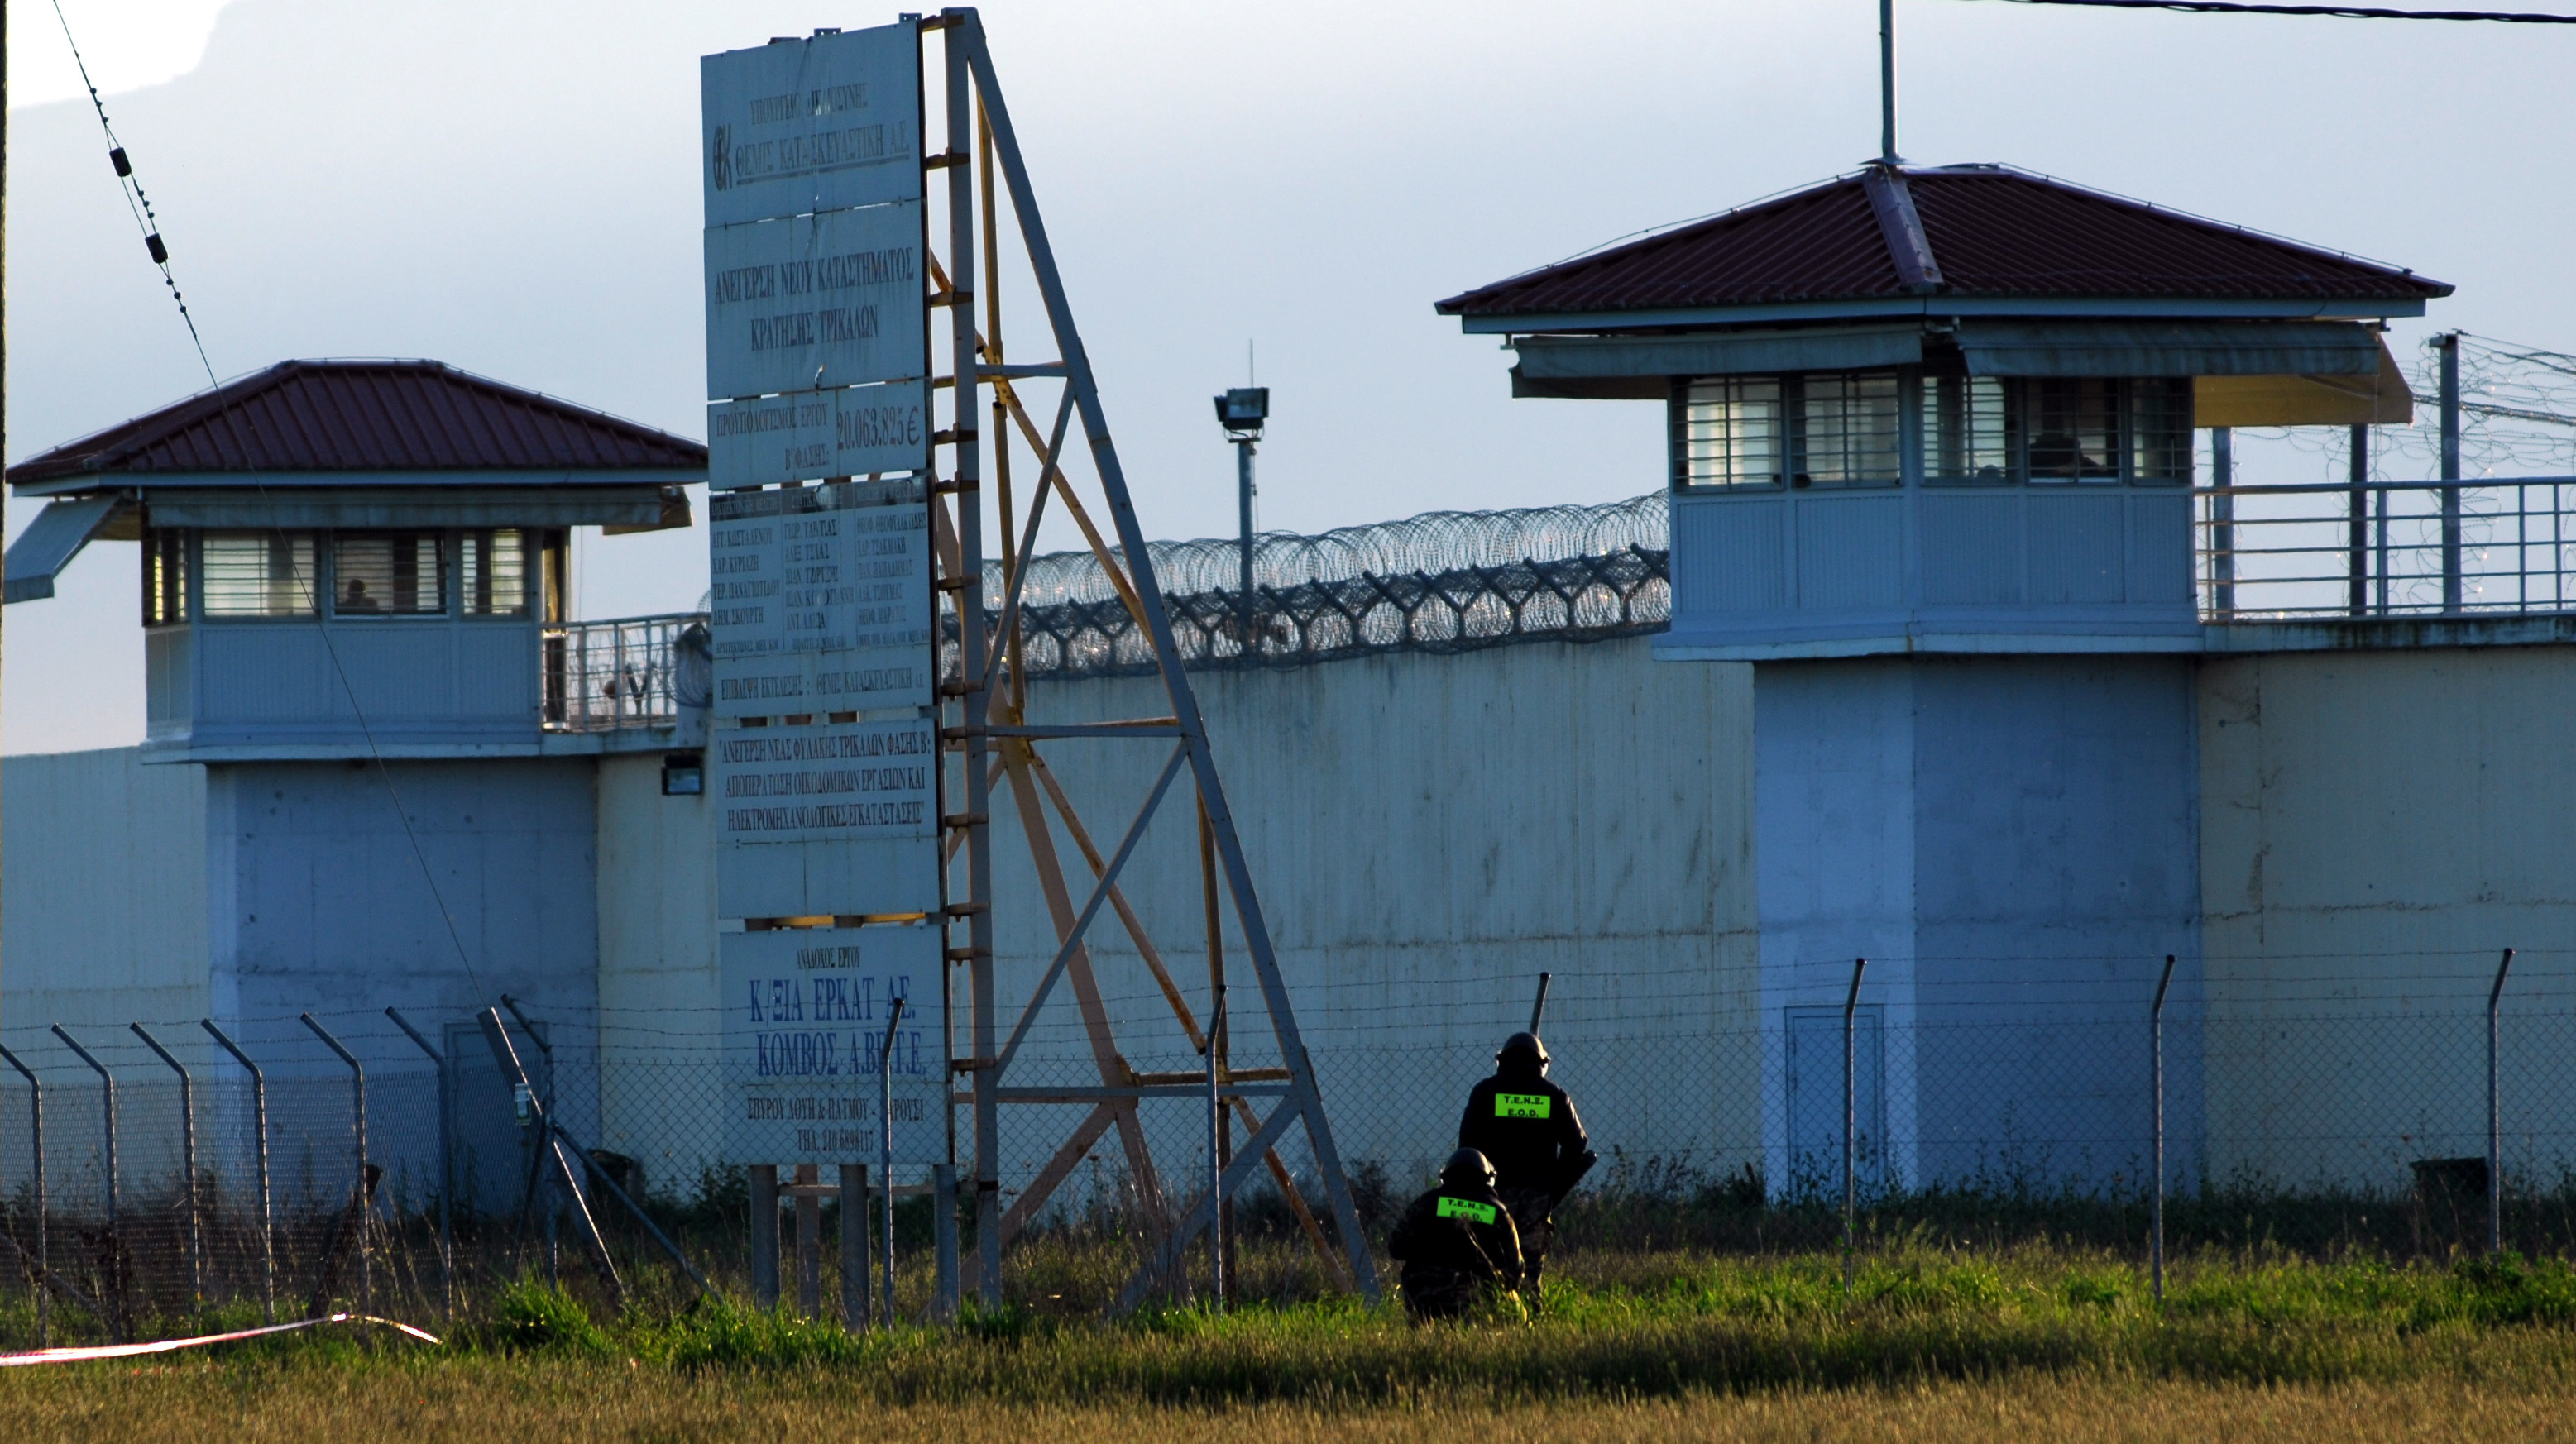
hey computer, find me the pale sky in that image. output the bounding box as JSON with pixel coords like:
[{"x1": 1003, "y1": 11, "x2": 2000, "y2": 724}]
[{"x1": 7, "y1": 0, "x2": 2573, "y2": 754}]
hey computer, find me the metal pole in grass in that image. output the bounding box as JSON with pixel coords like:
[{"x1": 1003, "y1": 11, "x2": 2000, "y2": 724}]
[
  {"x1": 2151, "y1": 955, "x2": 2176, "y2": 1304},
  {"x1": 1207, "y1": 981, "x2": 1226, "y2": 1313},
  {"x1": 0, "y1": 1045, "x2": 49, "y2": 1347},
  {"x1": 301, "y1": 1013, "x2": 370, "y2": 1322},
  {"x1": 385, "y1": 1008, "x2": 453, "y2": 1324},
  {"x1": 202, "y1": 1021, "x2": 275, "y2": 1322},
  {"x1": 881, "y1": 994, "x2": 905, "y2": 1327},
  {"x1": 130, "y1": 1025, "x2": 203, "y2": 1314},
  {"x1": 1842, "y1": 957, "x2": 1865, "y2": 1295},
  {"x1": 49, "y1": 1026, "x2": 124, "y2": 1339},
  {"x1": 2487, "y1": 949, "x2": 2516, "y2": 1255},
  {"x1": 502, "y1": 995, "x2": 560, "y2": 1284}
]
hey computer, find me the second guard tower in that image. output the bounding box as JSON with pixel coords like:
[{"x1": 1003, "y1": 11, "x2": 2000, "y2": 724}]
[{"x1": 1441, "y1": 162, "x2": 2446, "y2": 1193}]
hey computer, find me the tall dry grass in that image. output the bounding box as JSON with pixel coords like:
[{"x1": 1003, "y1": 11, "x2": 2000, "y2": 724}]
[{"x1": 2, "y1": 1370, "x2": 2574, "y2": 1444}]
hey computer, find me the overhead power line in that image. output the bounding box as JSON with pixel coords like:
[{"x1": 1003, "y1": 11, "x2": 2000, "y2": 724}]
[
  {"x1": 1969, "y1": 0, "x2": 2576, "y2": 21},
  {"x1": 46, "y1": 0, "x2": 491, "y2": 997}
]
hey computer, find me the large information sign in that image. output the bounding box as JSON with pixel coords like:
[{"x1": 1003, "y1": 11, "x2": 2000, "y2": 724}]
[
  {"x1": 709, "y1": 480, "x2": 933, "y2": 716},
  {"x1": 704, "y1": 203, "x2": 928, "y2": 402},
  {"x1": 705, "y1": 22, "x2": 943, "y2": 1169},
  {"x1": 701, "y1": 26, "x2": 922, "y2": 227},
  {"x1": 721, "y1": 925, "x2": 945, "y2": 1166},
  {"x1": 703, "y1": 24, "x2": 930, "y2": 489},
  {"x1": 711, "y1": 715, "x2": 942, "y2": 921}
]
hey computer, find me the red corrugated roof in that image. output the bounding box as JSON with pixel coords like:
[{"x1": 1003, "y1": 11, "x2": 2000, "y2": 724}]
[
  {"x1": 7, "y1": 360, "x2": 707, "y2": 485},
  {"x1": 1437, "y1": 165, "x2": 2450, "y2": 319}
]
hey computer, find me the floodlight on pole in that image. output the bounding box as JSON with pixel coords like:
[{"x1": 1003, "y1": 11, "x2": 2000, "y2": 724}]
[{"x1": 1212, "y1": 385, "x2": 1270, "y2": 657}]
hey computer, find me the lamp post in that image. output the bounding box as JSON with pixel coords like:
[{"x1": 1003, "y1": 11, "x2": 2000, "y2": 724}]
[{"x1": 1212, "y1": 385, "x2": 1269, "y2": 660}]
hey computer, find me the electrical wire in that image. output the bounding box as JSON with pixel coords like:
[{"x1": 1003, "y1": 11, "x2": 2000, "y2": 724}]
[
  {"x1": 46, "y1": 2, "x2": 487, "y2": 997},
  {"x1": 1963, "y1": 0, "x2": 2576, "y2": 21}
]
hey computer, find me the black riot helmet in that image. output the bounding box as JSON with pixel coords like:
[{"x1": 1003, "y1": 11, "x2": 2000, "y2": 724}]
[
  {"x1": 1441, "y1": 1147, "x2": 1497, "y2": 1188},
  {"x1": 1496, "y1": 1031, "x2": 1550, "y2": 1070}
]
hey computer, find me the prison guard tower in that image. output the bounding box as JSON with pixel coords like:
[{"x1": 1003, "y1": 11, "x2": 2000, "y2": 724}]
[
  {"x1": 3, "y1": 360, "x2": 703, "y2": 1136},
  {"x1": 1441, "y1": 163, "x2": 2445, "y2": 1195}
]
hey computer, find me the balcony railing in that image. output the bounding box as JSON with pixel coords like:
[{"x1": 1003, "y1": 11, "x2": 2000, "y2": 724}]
[
  {"x1": 2199, "y1": 477, "x2": 2576, "y2": 623},
  {"x1": 542, "y1": 613, "x2": 710, "y2": 732}
]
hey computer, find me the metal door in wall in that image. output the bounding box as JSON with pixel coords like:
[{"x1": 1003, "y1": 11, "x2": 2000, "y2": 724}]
[
  {"x1": 444, "y1": 1019, "x2": 552, "y2": 1216},
  {"x1": 1784, "y1": 1005, "x2": 1884, "y2": 1198}
]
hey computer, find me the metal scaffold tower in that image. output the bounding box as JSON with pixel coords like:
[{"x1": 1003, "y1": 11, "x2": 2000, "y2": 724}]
[{"x1": 921, "y1": 7, "x2": 1377, "y2": 1310}]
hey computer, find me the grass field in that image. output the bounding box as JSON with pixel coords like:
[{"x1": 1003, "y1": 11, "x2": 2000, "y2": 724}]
[{"x1": 4, "y1": 1246, "x2": 2572, "y2": 1442}]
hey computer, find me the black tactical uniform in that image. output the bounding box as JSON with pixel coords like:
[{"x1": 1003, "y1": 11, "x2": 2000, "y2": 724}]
[
  {"x1": 1387, "y1": 1148, "x2": 1524, "y2": 1321},
  {"x1": 1458, "y1": 1032, "x2": 1593, "y2": 1294}
]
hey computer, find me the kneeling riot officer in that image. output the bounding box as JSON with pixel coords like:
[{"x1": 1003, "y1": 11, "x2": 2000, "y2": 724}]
[
  {"x1": 1387, "y1": 1148, "x2": 1523, "y2": 1322},
  {"x1": 1458, "y1": 1032, "x2": 1595, "y2": 1298}
]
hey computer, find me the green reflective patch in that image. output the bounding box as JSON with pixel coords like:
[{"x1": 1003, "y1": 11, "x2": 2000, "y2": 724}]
[
  {"x1": 1436, "y1": 1195, "x2": 1498, "y2": 1225},
  {"x1": 1496, "y1": 1092, "x2": 1551, "y2": 1120}
]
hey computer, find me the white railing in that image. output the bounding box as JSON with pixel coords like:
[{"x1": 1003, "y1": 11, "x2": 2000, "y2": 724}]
[
  {"x1": 542, "y1": 613, "x2": 710, "y2": 733},
  {"x1": 2199, "y1": 477, "x2": 2576, "y2": 623}
]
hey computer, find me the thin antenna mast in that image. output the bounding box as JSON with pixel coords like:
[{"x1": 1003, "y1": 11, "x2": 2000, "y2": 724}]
[{"x1": 1881, "y1": 0, "x2": 1900, "y2": 162}]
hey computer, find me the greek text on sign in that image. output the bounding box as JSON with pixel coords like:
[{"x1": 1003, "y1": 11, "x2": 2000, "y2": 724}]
[
  {"x1": 708, "y1": 480, "x2": 930, "y2": 666},
  {"x1": 701, "y1": 24, "x2": 922, "y2": 227},
  {"x1": 706, "y1": 203, "x2": 926, "y2": 400},
  {"x1": 1435, "y1": 1196, "x2": 1499, "y2": 1225},
  {"x1": 708, "y1": 378, "x2": 929, "y2": 490},
  {"x1": 721, "y1": 926, "x2": 944, "y2": 1165},
  {"x1": 712, "y1": 718, "x2": 936, "y2": 844},
  {"x1": 1494, "y1": 1093, "x2": 1552, "y2": 1120}
]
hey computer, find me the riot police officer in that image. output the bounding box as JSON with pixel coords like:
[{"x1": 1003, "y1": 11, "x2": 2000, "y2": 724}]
[
  {"x1": 1387, "y1": 1147, "x2": 1524, "y2": 1321},
  {"x1": 1458, "y1": 1031, "x2": 1594, "y2": 1299}
]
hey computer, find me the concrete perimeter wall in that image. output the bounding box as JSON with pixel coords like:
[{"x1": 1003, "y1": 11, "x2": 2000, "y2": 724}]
[
  {"x1": 596, "y1": 750, "x2": 723, "y2": 1193},
  {"x1": 2199, "y1": 645, "x2": 2576, "y2": 1188},
  {"x1": 0, "y1": 746, "x2": 213, "y2": 1043},
  {"x1": 982, "y1": 638, "x2": 1761, "y2": 1198}
]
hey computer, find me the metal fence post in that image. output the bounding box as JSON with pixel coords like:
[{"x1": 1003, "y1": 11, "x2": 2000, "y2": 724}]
[
  {"x1": 795, "y1": 1163, "x2": 822, "y2": 1317},
  {"x1": 2440, "y1": 332, "x2": 2463, "y2": 612},
  {"x1": 749, "y1": 1165, "x2": 780, "y2": 1309},
  {"x1": 201, "y1": 1021, "x2": 274, "y2": 1322},
  {"x1": 129, "y1": 1025, "x2": 202, "y2": 1313},
  {"x1": 49, "y1": 1026, "x2": 124, "y2": 1338},
  {"x1": 880, "y1": 996, "x2": 905, "y2": 1327},
  {"x1": 2151, "y1": 954, "x2": 2176, "y2": 1304},
  {"x1": 0, "y1": 1045, "x2": 49, "y2": 1347},
  {"x1": 300, "y1": 1013, "x2": 371, "y2": 1320},
  {"x1": 1841, "y1": 957, "x2": 1866, "y2": 1295},
  {"x1": 500, "y1": 995, "x2": 561, "y2": 1283},
  {"x1": 2347, "y1": 423, "x2": 2369, "y2": 618},
  {"x1": 2210, "y1": 428, "x2": 2235, "y2": 619},
  {"x1": 931, "y1": 1162, "x2": 959, "y2": 1322},
  {"x1": 48, "y1": 1027, "x2": 117, "y2": 1235},
  {"x1": 385, "y1": 1008, "x2": 453, "y2": 1323},
  {"x1": 2487, "y1": 948, "x2": 2516, "y2": 1255},
  {"x1": 840, "y1": 1163, "x2": 869, "y2": 1330},
  {"x1": 1206, "y1": 981, "x2": 1226, "y2": 1313}
]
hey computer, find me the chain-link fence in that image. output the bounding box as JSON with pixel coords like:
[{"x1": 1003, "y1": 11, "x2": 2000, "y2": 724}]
[{"x1": 4, "y1": 949, "x2": 2570, "y2": 1342}]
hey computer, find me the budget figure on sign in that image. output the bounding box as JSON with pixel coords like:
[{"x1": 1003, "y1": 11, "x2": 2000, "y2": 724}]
[
  {"x1": 1457, "y1": 1030, "x2": 1595, "y2": 1307},
  {"x1": 1387, "y1": 1148, "x2": 1523, "y2": 1322}
]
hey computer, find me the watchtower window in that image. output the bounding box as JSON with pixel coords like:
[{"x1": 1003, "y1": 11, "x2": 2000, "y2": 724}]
[
  {"x1": 2028, "y1": 379, "x2": 2122, "y2": 481},
  {"x1": 460, "y1": 528, "x2": 529, "y2": 616},
  {"x1": 333, "y1": 532, "x2": 447, "y2": 616},
  {"x1": 202, "y1": 532, "x2": 317, "y2": 617},
  {"x1": 1919, "y1": 375, "x2": 2016, "y2": 481},
  {"x1": 1920, "y1": 375, "x2": 2193, "y2": 485},
  {"x1": 1675, "y1": 377, "x2": 1784, "y2": 490},
  {"x1": 142, "y1": 528, "x2": 188, "y2": 626},
  {"x1": 1798, "y1": 372, "x2": 1902, "y2": 487},
  {"x1": 2128, "y1": 377, "x2": 2194, "y2": 482}
]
